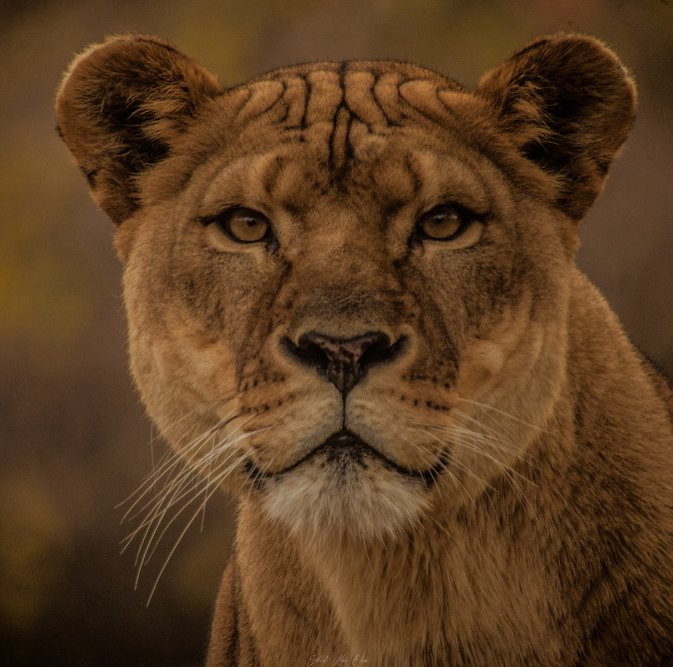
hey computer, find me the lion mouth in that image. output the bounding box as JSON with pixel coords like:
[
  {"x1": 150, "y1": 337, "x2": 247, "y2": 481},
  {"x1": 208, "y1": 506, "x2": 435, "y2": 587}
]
[{"x1": 245, "y1": 429, "x2": 447, "y2": 487}]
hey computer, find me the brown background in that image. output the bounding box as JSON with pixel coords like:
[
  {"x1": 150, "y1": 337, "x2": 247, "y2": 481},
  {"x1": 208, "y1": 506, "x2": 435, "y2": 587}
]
[{"x1": 1, "y1": 1, "x2": 671, "y2": 665}]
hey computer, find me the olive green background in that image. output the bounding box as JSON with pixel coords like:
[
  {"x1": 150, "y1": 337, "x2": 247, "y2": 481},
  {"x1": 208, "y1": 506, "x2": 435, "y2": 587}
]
[{"x1": 1, "y1": 1, "x2": 671, "y2": 664}]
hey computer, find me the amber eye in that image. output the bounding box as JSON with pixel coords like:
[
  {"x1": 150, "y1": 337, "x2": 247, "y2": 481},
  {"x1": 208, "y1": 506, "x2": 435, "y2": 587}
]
[
  {"x1": 417, "y1": 204, "x2": 472, "y2": 241},
  {"x1": 208, "y1": 207, "x2": 272, "y2": 244}
]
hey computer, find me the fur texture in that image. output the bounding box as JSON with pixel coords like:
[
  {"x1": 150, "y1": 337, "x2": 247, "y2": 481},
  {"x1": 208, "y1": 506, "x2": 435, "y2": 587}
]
[{"x1": 56, "y1": 33, "x2": 673, "y2": 665}]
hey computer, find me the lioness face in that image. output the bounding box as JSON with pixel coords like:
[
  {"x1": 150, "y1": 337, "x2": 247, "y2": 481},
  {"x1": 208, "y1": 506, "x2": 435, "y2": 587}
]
[
  {"x1": 57, "y1": 36, "x2": 634, "y2": 541},
  {"x1": 120, "y1": 70, "x2": 570, "y2": 540}
]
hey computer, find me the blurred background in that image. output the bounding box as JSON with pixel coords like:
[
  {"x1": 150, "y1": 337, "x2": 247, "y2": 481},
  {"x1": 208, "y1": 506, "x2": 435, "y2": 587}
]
[{"x1": 1, "y1": 0, "x2": 671, "y2": 664}]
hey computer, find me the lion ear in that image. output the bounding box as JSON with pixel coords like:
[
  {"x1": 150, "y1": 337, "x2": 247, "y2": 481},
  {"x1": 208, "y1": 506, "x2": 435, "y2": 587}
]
[
  {"x1": 56, "y1": 34, "x2": 222, "y2": 224},
  {"x1": 476, "y1": 34, "x2": 636, "y2": 221}
]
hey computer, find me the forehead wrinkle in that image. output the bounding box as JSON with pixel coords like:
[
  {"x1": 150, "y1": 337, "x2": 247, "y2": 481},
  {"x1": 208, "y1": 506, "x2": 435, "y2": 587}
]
[
  {"x1": 256, "y1": 153, "x2": 287, "y2": 198},
  {"x1": 410, "y1": 149, "x2": 493, "y2": 213},
  {"x1": 301, "y1": 70, "x2": 343, "y2": 135},
  {"x1": 281, "y1": 75, "x2": 310, "y2": 129},
  {"x1": 368, "y1": 152, "x2": 421, "y2": 216},
  {"x1": 200, "y1": 82, "x2": 504, "y2": 229},
  {"x1": 272, "y1": 160, "x2": 323, "y2": 215},
  {"x1": 199, "y1": 152, "x2": 286, "y2": 214},
  {"x1": 236, "y1": 80, "x2": 286, "y2": 126},
  {"x1": 343, "y1": 70, "x2": 390, "y2": 131}
]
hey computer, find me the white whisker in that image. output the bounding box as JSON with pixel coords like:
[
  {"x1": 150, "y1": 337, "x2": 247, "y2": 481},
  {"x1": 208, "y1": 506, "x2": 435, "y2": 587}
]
[
  {"x1": 119, "y1": 411, "x2": 268, "y2": 601},
  {"x1": 145, "y1": 449, "x2": 253, "y2": 606},
  {"x1": 128, "y1": 421, "x2": 255, "y2": 572},
  {"x1": 137, "y1": 425, "x2": 259, "y2": 557},
  {"x1": 117, "y1": 410, "x2": 239, "y2": 519},
  {"x1": 454, "y1": 396, "x2": 550, "y2": 434},
  {"x1": 418, "y1": 427, "x2": 498, "y2": 491}
]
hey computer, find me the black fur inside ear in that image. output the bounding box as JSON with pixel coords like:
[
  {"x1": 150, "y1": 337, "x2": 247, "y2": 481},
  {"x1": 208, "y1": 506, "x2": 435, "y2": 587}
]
[
  {"x1": 56, "y1": 34, "x2": 222, "y2": 224},
  {"x1": 477, "y1": 34, "x2": 636, "y2": 220}
]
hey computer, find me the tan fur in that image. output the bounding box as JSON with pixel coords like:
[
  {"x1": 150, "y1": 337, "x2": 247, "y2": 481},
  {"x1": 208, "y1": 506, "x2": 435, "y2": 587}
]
[{"x1": 56, "y1": 33, "x2": 673, "y2": 665}]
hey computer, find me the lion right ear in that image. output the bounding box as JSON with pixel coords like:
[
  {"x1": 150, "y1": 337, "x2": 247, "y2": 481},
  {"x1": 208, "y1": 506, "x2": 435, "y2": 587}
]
[{"x1": 55, "y1": 34, "x2": 222, "y2": 224}]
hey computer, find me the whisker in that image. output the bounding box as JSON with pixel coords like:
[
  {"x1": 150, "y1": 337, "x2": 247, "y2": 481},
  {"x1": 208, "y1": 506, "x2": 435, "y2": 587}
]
[
  {"x1": 417, "y1": 424, "x2": 537, "y2": 516},
  {"x1": 118, "y1": 410, "x2": 243, "y2": 521},
  {"x1": 396, "y1": 432, "x2": 448, "y2": 494},
  {"x1": 125, "y1": 420, "x2": 253, "y2": 566},
  {"x1": 144, "y1": 449, "x2": 254, "y2": 606},
  {"x1": 417, "y1": 419, "x2": 538, "y2": 469},
  {"x1": 116, "y1": 389, "x2": 245, "y2": 512},
  {"x1": 132, "y1": 472, "x2": 201, "y2": 587},
  {"x1": 136, "y1": 444, "x2": 244, "y2": 573},
  {"x1": 200, "y1": 435, "x2": 217, "y2": 533},
  {"x1": 417, "y1": 427, "x2": 499, "y2": 491},
  {"x1": 438, "y1": 426, "x2": 530, "y2": 481},
  {"x1": 451, "y1": 406, "x2": 514, "y2": 444},
  {"x1": 454, "y1": 396, "x2": 551, "y2": 434},
  {"x1": 122, "y1": 422, "x2": 269, "y2": 600}
]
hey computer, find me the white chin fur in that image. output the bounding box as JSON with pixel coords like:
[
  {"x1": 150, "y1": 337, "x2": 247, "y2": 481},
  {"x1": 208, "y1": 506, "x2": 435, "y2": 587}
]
[{"x1": 260, "y1": 463, "x2": 432, "y2": 542}]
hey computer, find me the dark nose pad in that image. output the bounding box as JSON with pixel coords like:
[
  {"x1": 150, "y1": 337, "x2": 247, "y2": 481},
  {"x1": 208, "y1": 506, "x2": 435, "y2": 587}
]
[{"x1": 282, "y1": 331, "x2": 407, "y2": 395}]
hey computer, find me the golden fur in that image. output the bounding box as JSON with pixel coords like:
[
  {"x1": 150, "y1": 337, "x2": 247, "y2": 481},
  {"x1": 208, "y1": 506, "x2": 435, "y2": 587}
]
[{"x1": 56, "y1": 33, "x2": 673, "y2": 665}]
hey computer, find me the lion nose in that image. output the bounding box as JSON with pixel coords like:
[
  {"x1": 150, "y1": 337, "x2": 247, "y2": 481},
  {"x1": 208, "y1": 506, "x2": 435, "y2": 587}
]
[{"x1": 282, "y1": 331, "x2": 407, "y2": 395}]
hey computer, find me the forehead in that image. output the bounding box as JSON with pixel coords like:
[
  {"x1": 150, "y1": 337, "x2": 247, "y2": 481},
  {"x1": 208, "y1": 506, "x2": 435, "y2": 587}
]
[
  {"x1": 222, "y1": 61, "x2": 465, "y2": 159},
  {"x1": 194, "y1": 62, "x2": 496, "y2": 213}
]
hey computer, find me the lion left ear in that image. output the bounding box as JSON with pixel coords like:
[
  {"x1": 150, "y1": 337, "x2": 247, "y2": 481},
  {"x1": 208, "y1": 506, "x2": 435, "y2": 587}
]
[
  {"x1": 477, "y1": 34, "x2": 636, "y2": 221},
  {"x1": 56, "y1": 34, "x2": 222, "y2": 224}
]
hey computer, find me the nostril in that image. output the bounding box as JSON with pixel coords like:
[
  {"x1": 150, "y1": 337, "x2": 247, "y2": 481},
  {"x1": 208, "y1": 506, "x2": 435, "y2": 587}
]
[
  {"x1": 281, "y1": 335, "x2": 331, "y2": 372},
  {"x1": 360, "y1": 334, "x2": 408, "y2": 370},
  {"x1": 281, "y1": 331, "x2": 408, "y2": 395}
]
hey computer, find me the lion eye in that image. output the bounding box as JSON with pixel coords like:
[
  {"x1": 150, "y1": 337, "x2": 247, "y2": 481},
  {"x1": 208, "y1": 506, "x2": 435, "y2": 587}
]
[
  {"x1": 417, "y1": 204, "x2": 472, "y2": 241},
  {"x1": 209, "y1": 207, "x2": 271, "y2": 244}
]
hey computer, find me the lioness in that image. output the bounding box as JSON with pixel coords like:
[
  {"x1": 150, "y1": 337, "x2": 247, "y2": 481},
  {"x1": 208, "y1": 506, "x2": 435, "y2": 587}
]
[{"x1": 56, "y1": 33, "x2": 673, "y2": 665}]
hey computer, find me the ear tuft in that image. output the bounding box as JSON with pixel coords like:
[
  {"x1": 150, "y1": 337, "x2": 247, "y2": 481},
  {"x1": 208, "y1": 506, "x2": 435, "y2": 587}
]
[
  {"x1": 477, "y1": 34, "x2": 636, "y2": 220},
  {"x1": 56, "y1": 34, "x2": 222, "y2": 224}
]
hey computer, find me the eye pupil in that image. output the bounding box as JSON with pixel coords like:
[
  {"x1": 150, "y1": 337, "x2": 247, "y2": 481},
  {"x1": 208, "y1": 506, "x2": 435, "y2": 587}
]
[
  {"x1": 211, "y1": 207, "x2": 271, "y2": 244},
  {"x1": 418, "y1": 205, "x2": 467, "y2": 241}
]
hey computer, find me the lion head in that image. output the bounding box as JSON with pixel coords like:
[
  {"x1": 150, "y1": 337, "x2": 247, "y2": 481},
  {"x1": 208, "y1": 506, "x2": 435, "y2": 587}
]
[{"x1": 56, "y1": 34, "x2": 635, "y2": 541}]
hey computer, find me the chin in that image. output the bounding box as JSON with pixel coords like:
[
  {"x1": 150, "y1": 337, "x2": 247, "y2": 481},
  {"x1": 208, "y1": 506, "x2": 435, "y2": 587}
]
[{"x1": 259, "y1": 459, "x2": 434, "y2": 543}]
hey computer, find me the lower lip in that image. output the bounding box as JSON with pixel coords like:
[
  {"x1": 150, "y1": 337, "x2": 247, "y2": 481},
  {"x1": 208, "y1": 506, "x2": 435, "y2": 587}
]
[{"x1": 245, "y1": 429, "x2": 447, "y2": 487}]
